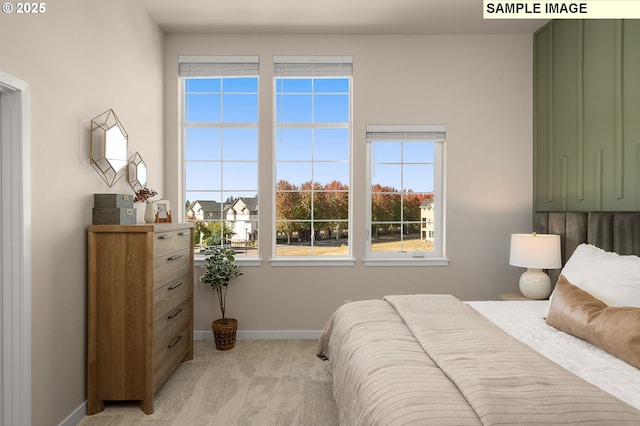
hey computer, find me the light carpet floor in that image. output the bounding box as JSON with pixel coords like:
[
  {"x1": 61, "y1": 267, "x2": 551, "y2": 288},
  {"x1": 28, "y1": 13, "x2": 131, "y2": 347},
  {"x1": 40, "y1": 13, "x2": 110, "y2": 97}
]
[{"x1": 78, "y1": 339, "x2": 338, "y2": 426}]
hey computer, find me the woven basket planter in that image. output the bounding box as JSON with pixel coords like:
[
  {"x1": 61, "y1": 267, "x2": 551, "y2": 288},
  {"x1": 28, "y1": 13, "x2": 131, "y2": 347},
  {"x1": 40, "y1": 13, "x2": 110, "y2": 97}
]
[{"x1": 212, "y1": 318, "x2": 238, "y2": 351}]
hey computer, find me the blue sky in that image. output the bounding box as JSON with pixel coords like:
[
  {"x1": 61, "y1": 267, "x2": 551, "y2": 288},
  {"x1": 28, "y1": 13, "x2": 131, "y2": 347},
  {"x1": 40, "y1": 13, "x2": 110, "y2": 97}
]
[
  {"x1": 184, "y1": 76, "x2": 435, "y2": 203},
  {"x1": 371, "y1": 141, "x2": 435, "y2": 193},
  {"x1": 185, "y1": 77, "x2": 259, "y2": 202}
]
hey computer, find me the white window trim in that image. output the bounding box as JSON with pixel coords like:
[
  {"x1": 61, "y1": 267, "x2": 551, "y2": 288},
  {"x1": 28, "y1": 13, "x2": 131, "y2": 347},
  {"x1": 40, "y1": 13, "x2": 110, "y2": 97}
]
[
  {"x1": 363, "y1": 257, "x2": 449, "y2": 267},
  {"x1": 269, "y1": 257, "x2": 356, "y2": 267},
  {"x1": 180, "y1": 56, "x2": 261, "y2": 259},
  {"x1": 273, "y1": 55, "x2": 353, "y2": 64},
  {"x1": 271, "y1": 57, "x2": 353, "y2": 262},
  {"x1": 195, "y1": 256, "x2": 262, "y2": 268},
  {"x1": 364, "y1": 124, "x2": 448, "y2": 266}
]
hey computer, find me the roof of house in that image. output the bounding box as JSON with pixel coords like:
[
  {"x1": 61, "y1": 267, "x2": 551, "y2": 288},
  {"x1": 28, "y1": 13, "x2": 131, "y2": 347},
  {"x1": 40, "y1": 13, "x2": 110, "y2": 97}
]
[
  {"x1": 194, "y1": 200, "x2": 226, "y2": 213},
  {"x1": 229, "y1": 197, "x2": 258, "y2": 213},
  {"x1": 194, "y1": 197, "x2": 258, "y2": 214}
]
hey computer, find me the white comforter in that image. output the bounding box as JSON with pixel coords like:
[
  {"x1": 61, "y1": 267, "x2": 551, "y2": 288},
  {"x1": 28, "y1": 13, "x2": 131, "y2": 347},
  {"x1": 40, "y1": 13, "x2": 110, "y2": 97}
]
[{"x1": 468, "y1": 300, "x2": 640, "y2": 411}]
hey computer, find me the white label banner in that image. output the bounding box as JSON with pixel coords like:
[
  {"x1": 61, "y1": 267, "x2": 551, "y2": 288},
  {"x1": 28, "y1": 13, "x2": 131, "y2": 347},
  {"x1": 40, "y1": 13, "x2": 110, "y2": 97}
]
[{"x1": 483, "y1": 1, "x2": 640, "y2": 19}]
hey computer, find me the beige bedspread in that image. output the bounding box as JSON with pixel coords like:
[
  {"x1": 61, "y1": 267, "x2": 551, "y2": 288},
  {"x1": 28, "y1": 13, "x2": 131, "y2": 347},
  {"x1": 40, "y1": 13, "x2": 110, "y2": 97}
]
[{"x1": 317, "y1": 294, "x2": 640, "y2": 425}]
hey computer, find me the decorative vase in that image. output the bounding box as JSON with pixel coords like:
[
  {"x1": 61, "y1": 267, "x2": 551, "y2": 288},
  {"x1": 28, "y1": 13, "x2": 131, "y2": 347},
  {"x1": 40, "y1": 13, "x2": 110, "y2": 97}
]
[
  {"x1": 211, "y1": 318, "x2": 238, "y2": 351},
  {"x1": 144, "y1": 203, "x2": 155, "y2": 223}
]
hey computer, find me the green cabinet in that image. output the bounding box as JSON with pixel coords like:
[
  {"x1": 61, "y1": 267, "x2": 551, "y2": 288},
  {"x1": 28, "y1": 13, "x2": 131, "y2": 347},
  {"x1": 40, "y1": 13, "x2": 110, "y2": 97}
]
[{"x1": 534, "y1": 20, "x2": 640, "y2": 211}]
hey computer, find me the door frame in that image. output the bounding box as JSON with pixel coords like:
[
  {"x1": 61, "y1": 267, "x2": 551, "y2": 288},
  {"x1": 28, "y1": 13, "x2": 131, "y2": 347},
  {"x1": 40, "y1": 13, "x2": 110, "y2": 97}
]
[{"x1": 0, "y1": 69, "x2": 32, "y2": 426}]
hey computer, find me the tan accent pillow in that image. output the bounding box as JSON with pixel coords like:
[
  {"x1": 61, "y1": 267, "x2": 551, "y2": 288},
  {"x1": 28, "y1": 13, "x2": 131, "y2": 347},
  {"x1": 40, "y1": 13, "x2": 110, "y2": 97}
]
[{"x1": 546, "y1": 275, "x2": 640, "y2": 370}]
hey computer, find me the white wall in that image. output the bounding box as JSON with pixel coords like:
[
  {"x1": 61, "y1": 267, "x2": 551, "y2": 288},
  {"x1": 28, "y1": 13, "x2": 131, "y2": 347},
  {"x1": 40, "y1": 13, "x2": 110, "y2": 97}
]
[
  {"x1": 164, "y1": 34, "x2": 534, "y2": 334},
  {"x1": 0, "y1": 1, "x2": 163, "y2": 424}
]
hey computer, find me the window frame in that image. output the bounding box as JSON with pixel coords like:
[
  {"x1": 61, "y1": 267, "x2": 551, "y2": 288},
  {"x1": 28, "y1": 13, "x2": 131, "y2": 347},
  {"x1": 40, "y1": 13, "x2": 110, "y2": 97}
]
[
  {"x1": 364, "y1": 124, "x2": 448, "y2": 266},
  {"x1": 179, "y1": 55, "x2": 261, "y2": 264},
  {"x1": 270, "y1": 56, "x2": 354, "y2": 266}
]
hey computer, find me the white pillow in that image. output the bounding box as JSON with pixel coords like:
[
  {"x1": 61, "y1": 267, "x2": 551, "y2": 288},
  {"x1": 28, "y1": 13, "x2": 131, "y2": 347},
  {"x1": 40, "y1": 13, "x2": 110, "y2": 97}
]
[{"x1": 558, "y1": 243, "x2": 640, "y2": 308}]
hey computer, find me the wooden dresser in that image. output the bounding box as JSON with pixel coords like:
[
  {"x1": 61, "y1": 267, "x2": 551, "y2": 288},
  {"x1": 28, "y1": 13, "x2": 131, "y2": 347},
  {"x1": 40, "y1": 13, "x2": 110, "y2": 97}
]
[{"x1": 87, "y1": 223, "x2": 194, "y2": 414}]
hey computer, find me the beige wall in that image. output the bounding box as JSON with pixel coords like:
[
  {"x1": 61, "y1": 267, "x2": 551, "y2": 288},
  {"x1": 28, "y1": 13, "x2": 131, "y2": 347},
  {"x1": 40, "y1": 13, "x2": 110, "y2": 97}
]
[
  {"x1": 163, "y1": 34, "x2": 535, "y2": 334},
  {"x1": 0, "y1": 1, "x2": 163, "y2": 424},
  {"x1": 0, "y1": 9, "x2": 534, "y2": 423}
]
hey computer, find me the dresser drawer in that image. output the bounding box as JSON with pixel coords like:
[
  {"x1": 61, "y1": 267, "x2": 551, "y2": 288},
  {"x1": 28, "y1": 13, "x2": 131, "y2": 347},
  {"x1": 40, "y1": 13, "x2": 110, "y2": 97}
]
[
  {"x1": 173, "y1": 229, "x2": 192, "y2": 252},
  {"x1": 154, "y1": 231, "x2": 178, "y2": 258},
  {"x1": 152, "y1": 323, "x2": 190, "y2": 390},
  {"x1": 153, "y1": 298, "x2": 190, "y2": 345},
  {"x1": 153, "y1": 246, "x2": 190, "y2": 269},
  {"x1": 153, "y1": 229, "x2": 191, "y2": 253},
  {"x1": 153, "y1": 248, "x2": 191, "y2": 290},
  {"x1": 153, "y1": 275, "x2": 191, "y2": 322},
  {"x1": 153, "y1": 228, "x2": 192, "y2": 258}
]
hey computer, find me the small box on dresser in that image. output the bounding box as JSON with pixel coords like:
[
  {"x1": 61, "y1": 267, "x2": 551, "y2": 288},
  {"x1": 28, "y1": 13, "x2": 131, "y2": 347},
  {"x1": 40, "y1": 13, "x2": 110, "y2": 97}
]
[
  {"x1": 93, "y1": 193, "x2": 134, "y2": 208},
  {"x1": 92, "y1": 207, "x2": 136, "y2": 225},
  {"x1": 92, "y1": 194, "x2": 136, "y2": 225},
  {"x1": 86, "y1": 222, "x2": 194, "y2": 415}
]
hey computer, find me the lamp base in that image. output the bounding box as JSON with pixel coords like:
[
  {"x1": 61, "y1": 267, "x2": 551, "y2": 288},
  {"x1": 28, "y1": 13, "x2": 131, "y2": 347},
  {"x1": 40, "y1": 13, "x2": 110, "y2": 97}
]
[{"x1": 518, "y1": 268, "x2": 552, "y2": 300}]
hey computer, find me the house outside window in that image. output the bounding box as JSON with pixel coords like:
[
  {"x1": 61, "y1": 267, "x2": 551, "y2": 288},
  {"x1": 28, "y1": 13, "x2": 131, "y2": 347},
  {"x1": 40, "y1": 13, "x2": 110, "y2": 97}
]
[
  {"x1": 180, "y1": 56, "x2": 259, "y2": 257},
  {"x1": 273, "y1": 56, "x2": 353, "y2": 261},
  {"x1": 365, "y1": 124, "x2": 447, "y2": 265},
  {"x1": 421, "y1": 200, "x2": 434, "y2": 242}
]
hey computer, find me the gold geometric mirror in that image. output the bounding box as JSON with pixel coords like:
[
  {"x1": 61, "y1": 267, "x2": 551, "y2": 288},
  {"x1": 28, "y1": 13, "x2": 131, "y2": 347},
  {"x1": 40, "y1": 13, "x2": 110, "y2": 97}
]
[
  {"x1": 90, "y1": 109, "x2": 128, "y2": 187},
  {"x1": 127, "y1": 152, "x2": 147, "y2": 192}
]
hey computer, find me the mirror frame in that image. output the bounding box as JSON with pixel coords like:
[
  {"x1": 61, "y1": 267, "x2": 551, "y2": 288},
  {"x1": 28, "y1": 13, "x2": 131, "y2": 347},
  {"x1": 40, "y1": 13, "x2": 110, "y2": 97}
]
[
  {"x1": 90, "y1": 109, "x2": 128, "y2": 187},
  {"x1": 127, "y1": 152, "x2": 147, "y2": 193}
]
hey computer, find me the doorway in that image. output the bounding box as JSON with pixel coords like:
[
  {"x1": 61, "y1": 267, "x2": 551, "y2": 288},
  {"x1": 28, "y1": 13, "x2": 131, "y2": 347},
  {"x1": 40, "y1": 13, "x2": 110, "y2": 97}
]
[{"x1": 0, "y1": 70, "x2": 32, "y2": 426}]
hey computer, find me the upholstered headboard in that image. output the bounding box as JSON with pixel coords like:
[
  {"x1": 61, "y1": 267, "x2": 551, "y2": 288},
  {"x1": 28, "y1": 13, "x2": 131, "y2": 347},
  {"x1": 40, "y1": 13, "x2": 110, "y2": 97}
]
[{"x1": 534, "y1": 212, "x2": 640, "y2": 279}]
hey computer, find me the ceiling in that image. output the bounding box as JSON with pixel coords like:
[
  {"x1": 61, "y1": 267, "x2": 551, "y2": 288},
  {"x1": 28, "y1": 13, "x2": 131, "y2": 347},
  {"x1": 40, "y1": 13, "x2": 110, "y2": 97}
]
[{"x1": 137, "y1": 0, "x2": 548, "y2": 35}]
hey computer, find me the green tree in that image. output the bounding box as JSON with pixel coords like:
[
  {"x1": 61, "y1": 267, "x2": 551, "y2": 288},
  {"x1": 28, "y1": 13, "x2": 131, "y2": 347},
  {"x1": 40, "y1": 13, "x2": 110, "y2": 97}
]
[{"x1": 194, "y1": 220, "x2": 235, "y2": 248}]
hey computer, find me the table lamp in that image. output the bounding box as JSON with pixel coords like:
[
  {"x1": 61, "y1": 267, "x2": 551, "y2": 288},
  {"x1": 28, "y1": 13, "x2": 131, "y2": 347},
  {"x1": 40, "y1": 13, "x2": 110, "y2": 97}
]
[{"x1": 509, "y1": 233, "x2": 561, "y2": 299}]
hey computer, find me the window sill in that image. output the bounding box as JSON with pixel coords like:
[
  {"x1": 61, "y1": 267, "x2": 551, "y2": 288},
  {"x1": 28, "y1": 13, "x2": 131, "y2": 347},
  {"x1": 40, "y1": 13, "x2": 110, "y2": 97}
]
[
  {"x1": 269, "y1": 257, "x2": 356, "y2": 267},
  {"x1": 195, "y1": 256, "x2": 447, "y2": 267},
  {"x1": 194, "y1": 256, "x2": 262, "y2": 267},
  {"x1": 363, "y1": 257, "x2": 449, "y2": 267}
]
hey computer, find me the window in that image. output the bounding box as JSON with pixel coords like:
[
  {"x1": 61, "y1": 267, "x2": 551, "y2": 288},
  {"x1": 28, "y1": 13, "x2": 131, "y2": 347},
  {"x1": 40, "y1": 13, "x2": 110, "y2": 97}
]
[
  {"x1": 365, "y1": 125, "x2": 446, "y2": 265},
  {"x1": 273, "y1": 56, "x2": 352, "y2": 259},
  {"x1": 180, "y1": 56, "x2": 259, "y2": 257}
]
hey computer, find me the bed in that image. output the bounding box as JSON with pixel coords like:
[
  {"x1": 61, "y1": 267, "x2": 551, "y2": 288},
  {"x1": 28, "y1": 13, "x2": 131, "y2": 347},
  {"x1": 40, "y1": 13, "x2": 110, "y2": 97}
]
[{"x1": 317, "y1": 212, "x2": 640, "y2": 425}]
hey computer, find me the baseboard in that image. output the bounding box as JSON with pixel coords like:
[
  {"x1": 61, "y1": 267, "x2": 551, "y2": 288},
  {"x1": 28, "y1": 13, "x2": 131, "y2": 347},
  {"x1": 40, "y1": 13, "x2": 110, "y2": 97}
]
[
  {"x1": 194, "y1": 330, "x2": 322, "y2": 340},
  {"x1": 58, "y1": 401, "x2": 86, "y2": 426}
]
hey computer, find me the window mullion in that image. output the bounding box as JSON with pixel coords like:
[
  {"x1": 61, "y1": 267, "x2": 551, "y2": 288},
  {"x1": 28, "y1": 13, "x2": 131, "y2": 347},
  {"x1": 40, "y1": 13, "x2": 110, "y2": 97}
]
[{"x1": 400, "y1": 141, "x2": 405, "y2": 249}]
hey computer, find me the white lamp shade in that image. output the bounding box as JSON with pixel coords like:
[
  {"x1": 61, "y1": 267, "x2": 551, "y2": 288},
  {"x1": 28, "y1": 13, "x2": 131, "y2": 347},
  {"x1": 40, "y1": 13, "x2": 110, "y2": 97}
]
[{"x1": 509, "y1": 233, "x2": 561, "y2": 269}]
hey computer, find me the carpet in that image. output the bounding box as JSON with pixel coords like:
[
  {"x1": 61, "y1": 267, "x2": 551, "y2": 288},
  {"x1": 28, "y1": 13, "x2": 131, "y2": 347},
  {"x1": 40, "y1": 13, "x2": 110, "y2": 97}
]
[{"x1": 78, "y1": 339, "x2": 338, "y2": 425}]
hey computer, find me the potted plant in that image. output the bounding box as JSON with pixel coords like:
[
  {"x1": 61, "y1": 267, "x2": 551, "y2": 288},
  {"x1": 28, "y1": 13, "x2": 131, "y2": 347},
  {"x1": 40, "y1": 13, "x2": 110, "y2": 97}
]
[{"x1": 200, "y1": 247, "x2": 244, "y2": 350}]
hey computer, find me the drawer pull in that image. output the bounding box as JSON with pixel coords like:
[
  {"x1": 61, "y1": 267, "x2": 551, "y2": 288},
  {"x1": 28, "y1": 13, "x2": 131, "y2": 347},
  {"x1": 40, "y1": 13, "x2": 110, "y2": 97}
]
[
  {"x1": 167, "y1": 254, "x2": 183, "y2": 261},
  {"x1": 178, "y1": 231, "x2": 188, "y2": 236},
  {"x1": 168, "y1": 335, "x2": 183, "y2": 348},
  {"x1": 168, "y1": 307, "x2": 183, "y2": 319},
  {"x1": 159, "y1": 234, "x2": 173, "y2": 240},
  {"x1": 168, "y1": 281, "x2": 184, "y2": 290}
]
